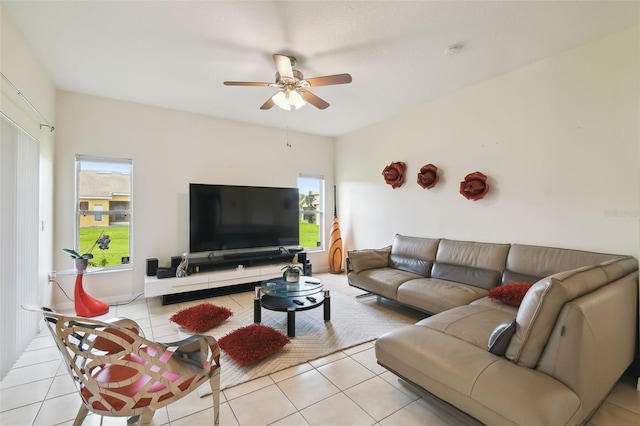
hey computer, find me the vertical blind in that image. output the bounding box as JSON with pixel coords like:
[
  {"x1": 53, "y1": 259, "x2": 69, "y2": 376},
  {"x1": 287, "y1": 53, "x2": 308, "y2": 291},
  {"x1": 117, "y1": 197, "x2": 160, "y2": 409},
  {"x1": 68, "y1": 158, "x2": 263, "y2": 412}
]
[{"x1": 0, "y1": 114, "x2": 40, "y2": 379}]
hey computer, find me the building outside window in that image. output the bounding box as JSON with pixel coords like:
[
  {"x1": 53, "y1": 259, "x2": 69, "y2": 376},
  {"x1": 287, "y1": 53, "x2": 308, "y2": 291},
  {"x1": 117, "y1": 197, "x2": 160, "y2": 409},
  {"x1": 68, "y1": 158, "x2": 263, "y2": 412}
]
[
  {"x1": 298, "y1": 175, "x2": 324, "y2": 251},
  {"x1": 75, "y1": 156, "x2": 132, "y2": 269}
]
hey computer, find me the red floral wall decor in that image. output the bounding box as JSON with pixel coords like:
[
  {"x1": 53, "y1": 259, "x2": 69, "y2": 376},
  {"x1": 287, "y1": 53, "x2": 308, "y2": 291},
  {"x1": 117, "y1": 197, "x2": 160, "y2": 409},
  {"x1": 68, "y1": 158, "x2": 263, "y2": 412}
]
[
  {"x1": 460, "y1": 171, "x2": 489, "y2": 201},
  {"x1": 417, "y1": 164, "x2": 439, "y2": 189},
  {"x1": 382, "y1": 161, "x2": 406, "y2": 189}
]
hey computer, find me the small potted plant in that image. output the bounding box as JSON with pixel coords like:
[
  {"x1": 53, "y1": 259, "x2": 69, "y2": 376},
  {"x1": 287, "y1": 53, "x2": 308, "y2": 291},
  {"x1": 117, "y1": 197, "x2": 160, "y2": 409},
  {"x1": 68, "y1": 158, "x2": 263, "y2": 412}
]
[
  {"x1": 63, "y1": 248, "x2": 94, "y2": 274},
  {"x1": 63, "y1": 231, "x2": 104, "y2": 273},
  {"x1": 281, "y1": 264, "x2": 303, "y2": 283}
]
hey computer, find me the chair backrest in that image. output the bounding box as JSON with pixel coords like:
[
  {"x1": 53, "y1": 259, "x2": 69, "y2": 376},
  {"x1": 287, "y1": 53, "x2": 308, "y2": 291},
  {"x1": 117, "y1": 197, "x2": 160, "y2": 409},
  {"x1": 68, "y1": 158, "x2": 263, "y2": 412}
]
[{"x1": 39, "y1": 308, "x2": 219, "y2": 417}]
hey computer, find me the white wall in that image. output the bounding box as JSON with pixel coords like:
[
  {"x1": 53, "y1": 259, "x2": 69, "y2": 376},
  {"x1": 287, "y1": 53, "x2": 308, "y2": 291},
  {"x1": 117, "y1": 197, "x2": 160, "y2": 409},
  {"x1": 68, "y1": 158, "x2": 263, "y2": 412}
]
[
  {"x1": 53, "y1": 92, "x2": 334, "y2": 304},
  {"x1": 336, "y1": 26, "x2": 640, "y2": 257},
  {"x1": 1, "y1": 4, "x2": 56, "y2": 308}
]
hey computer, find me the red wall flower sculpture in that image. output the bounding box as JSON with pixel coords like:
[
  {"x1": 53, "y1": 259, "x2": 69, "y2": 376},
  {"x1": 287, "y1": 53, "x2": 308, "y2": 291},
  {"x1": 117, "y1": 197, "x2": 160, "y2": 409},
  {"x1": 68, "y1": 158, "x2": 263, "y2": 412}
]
[
  {"x1": 460, "y1": 171, "x2": 489, "y2": 201},
  {"x1": 382, "y1": 161, "x2": 406, "y2": 189},
  {"x1": 417, "y1": 164, "x2": 439, "y2": 189}
]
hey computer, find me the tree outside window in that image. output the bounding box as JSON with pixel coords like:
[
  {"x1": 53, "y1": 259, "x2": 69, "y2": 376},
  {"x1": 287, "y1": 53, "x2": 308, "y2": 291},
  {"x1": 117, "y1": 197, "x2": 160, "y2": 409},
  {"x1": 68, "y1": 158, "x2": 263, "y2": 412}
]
[{"x1": 298, "y1": 175, "x2": 324, "y2": 250}]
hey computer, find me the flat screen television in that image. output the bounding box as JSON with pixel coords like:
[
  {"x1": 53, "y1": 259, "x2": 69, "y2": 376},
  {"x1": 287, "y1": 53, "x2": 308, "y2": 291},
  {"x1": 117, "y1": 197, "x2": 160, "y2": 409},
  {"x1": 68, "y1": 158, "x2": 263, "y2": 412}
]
[{"x1": 189, "y1": 183, "x2": 299, "y2": 254}]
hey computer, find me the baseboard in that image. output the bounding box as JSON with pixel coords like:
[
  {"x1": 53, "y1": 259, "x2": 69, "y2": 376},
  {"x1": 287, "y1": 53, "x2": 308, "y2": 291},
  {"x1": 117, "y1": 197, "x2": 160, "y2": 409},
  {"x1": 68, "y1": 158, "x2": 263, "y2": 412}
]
[{"x1": 53, "y1": 292, "x2": 144, "y2": 313}]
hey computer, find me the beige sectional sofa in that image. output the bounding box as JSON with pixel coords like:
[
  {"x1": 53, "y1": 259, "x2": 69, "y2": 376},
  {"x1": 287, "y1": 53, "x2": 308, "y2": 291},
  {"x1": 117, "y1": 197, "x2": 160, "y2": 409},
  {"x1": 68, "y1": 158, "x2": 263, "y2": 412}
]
[{"x1": 347, "y1": 235, "x2": 638, "y2": 425}]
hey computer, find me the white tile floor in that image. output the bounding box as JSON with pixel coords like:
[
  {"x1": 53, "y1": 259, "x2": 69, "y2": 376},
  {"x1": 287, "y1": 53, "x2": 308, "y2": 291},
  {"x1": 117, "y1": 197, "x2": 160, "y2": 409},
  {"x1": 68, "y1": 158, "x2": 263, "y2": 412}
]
[{"x1": 1, "y1": 273, "x2": 639, "y2": 425}]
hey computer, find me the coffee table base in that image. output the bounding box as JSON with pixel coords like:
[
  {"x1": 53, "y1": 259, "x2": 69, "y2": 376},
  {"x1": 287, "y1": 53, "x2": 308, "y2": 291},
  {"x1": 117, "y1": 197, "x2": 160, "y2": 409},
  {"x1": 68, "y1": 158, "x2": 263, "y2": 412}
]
[{"x1": 254, "y1": 289, "x2": 330, "y2": 337}]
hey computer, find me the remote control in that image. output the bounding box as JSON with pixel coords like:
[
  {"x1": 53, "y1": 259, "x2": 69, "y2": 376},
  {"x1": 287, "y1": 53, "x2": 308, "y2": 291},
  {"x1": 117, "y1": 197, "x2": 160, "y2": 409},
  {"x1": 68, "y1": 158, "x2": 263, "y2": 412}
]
[
  {"x1": 306, "y1": 296, "x2": 317, "y2": 302},
  {"x1": 292, "y1": 299, "x2": 304, "y2": 305}
]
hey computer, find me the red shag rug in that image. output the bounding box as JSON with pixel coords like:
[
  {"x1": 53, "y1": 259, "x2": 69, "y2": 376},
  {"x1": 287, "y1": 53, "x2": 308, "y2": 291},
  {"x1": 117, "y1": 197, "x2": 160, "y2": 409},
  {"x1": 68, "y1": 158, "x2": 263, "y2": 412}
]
[
  {"x1": 218, "y1": 324, "x2": 290, "y2": 367},
  {"x1": 170, "y1": 303, "x2": 233, "y2": 333}
]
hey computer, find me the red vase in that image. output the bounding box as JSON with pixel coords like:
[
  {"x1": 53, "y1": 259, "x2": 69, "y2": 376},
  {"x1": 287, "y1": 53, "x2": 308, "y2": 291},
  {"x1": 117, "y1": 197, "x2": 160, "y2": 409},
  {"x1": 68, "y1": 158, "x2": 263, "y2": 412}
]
[{"x1": 74, "y1": 272, "x2": 109, "y2": 317}]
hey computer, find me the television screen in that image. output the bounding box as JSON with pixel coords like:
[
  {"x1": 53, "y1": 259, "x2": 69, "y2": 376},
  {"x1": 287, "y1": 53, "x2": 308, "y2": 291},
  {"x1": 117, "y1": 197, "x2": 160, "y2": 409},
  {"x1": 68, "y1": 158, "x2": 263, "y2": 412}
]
[{"x1": 189, "y1": 184, "x2": 299, "y2": 253}]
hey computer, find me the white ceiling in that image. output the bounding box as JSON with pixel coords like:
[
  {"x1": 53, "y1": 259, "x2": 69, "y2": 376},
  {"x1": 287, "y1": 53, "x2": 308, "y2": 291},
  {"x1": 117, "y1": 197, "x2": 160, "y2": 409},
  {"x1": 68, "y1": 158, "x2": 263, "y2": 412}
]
[{"x1": 4, "y1": 1, "x2": 639, "y2": 137}]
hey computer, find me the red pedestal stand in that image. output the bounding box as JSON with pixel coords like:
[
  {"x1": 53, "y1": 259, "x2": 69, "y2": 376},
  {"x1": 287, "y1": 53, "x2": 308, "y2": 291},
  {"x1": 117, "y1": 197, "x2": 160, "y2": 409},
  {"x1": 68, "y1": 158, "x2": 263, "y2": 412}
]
[{"x1": 74, "y1": 273, "x2": 109, "y2": 317}]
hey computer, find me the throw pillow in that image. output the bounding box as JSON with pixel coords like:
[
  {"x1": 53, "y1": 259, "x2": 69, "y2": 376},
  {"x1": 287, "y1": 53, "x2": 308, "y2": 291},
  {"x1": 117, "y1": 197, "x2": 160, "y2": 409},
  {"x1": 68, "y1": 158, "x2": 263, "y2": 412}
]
[
  {"x1": 218, "y1": 324, "x2": 290, "y2": 367},
  {"x1": 348, "y1": 246, "x2": 391, "y2": 273},
  {"x1": 488, "y1": 282, "x2": 532, "y2": 307},
  {"x1": 170, "y1": 303, "x2": 232, "y2": 333}
]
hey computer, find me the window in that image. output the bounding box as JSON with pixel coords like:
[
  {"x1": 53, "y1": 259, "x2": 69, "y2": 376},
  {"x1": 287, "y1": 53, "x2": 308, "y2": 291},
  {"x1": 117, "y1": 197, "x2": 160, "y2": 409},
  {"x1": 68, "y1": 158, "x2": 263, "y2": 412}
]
[
  {"x1": 75, "y1": 156, "x2": 132, "y2": 269},
  {"x1": 298, "y1": 175, "x2": 324, "y2": 251}
]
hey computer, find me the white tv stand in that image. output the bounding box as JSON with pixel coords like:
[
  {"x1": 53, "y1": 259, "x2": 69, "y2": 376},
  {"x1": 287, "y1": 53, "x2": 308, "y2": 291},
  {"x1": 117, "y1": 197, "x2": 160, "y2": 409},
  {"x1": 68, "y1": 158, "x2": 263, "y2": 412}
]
[{"x1": 144, "y1": 263, "x2": 289, "y2": 304}]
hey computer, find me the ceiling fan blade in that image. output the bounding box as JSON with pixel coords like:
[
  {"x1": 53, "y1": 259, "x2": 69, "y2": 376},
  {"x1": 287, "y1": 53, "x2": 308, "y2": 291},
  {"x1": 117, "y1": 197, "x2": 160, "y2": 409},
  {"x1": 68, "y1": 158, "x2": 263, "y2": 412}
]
[
  {"x1": 305, "y1": 73, "x2": 352, "y2": 87},
  {"x1": 300, "y1": 90, "x2": 329, "y2": 110},
  {"x1": 260, "y1": 96, "x2": 275, "y2": 110},
  {"x1": 273, "y1": 54, "x2": 294, "y2": 79},
  {"x1": 223, "y1": 81, "x2": 271, "y2": 87}
]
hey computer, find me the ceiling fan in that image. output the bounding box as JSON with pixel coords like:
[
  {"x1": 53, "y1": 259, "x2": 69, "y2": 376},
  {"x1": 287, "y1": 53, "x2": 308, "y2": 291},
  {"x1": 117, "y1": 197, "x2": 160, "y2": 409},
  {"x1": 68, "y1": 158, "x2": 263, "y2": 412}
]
[{"x1": 223, "y1": 54, "x2": 352, "y2": 111}]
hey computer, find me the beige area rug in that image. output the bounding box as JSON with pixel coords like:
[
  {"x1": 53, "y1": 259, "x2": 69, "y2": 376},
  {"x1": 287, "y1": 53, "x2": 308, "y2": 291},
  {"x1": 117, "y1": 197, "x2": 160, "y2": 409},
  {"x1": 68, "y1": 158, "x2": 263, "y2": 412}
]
[{"x1": 198, "y1": 290, "x2": 424, "y2": 392}]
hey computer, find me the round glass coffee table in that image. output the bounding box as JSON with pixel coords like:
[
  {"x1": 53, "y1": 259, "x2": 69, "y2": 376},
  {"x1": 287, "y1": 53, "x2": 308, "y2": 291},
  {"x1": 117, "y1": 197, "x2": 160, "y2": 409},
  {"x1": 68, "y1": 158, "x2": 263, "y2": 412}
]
[{"x1": 254, "y1": 276, "x2": 330, "y2": 337}]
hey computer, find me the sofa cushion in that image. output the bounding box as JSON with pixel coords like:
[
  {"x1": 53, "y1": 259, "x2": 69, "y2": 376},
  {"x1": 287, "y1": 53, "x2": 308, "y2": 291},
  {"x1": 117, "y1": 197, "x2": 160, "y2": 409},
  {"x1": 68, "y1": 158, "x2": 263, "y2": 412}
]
[
  {"x1": 470, "y1": 297, "x2": 520, "y2": 314},
  {"x1": 505, "y1": 243, "x2": 619, "y2": 280},
  {"x1": 396, "y1": 278, "x2": 488, "y2": 314},
  {"x1": 348, "y1": 246, "x2": 391, "y2": 273},
  {"x1": 506, "y1": 256, "x2": 636, "y2": 367},
  {"x1": 417, "y1": 305, "x2": 515, "y2": 349},
  {"x1": 488, "y1": 282, "x2": 532, "y2": 307},
  {"x1": 431, "y1": 263, "x2": 501, "y2": 290},
  {"x1": 501, "y1": 269, "x2": 541, "y2": 285},
  {"x1": 389, "y1": 254, "x2": 432, "y2": 277},
  {"x1": 390, "y1": 234, "x2": 440, "y2": 261},
  {"x1": 348, "y1": 267, "x2": 422, "y2": 299},
  {"x1": 487, "y1": 318, "x2": 516, "y2": 356},
  {"x1": 436, "y1": 239, "x2": 510, "y2": 272}
]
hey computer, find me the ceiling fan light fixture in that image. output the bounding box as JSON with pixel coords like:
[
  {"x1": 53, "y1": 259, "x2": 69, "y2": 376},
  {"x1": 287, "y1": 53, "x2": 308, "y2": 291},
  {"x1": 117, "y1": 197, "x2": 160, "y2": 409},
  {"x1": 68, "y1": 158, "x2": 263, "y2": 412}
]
[
  {"x1": 225, "y1": 54, "x2": 349, "y2": 110},
  {"x1": 272, "y1": 89, "x2": 307, "y2": 111}
]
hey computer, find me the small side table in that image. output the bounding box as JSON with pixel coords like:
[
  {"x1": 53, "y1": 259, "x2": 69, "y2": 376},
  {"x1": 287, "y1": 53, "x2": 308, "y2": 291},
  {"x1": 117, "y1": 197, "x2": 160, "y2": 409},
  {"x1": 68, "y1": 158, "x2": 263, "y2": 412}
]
[
  {"x1": 57, "y1": 266, "x2": 109, "y2": 317},
  {"x1": 74, "y1": 271, "x2": 109, "y2": 317}
]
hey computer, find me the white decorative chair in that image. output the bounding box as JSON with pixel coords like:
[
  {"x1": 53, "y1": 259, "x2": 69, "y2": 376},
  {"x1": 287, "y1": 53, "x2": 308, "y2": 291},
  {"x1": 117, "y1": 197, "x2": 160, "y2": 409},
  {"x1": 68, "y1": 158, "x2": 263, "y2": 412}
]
[{"x1": 26, "y1": 306, "x2": 220, "y2": 425}]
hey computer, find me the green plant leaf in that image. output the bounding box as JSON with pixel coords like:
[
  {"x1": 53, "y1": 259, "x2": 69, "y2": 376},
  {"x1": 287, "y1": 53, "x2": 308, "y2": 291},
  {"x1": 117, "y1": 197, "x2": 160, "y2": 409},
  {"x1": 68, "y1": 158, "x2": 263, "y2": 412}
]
[{"x1": 62, "y1": 248, "x2": 81, "y2": 259}]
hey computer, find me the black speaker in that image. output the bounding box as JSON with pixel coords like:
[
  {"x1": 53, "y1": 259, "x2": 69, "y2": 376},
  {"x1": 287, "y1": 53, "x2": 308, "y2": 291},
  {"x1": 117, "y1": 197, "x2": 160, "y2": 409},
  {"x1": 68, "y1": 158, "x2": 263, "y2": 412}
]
[
  {"x1": 303, "y1": 261, "x2": 312, "y2": 277},
  {"x1": 297, "y1": 252, "x2": 307, "y2": 264},
  {"x1": 171, "y1": 256, "x2": 182, "y2": 269},
  {"x1": 146, "y1": 258, "x2": 158, "y2": 276}
]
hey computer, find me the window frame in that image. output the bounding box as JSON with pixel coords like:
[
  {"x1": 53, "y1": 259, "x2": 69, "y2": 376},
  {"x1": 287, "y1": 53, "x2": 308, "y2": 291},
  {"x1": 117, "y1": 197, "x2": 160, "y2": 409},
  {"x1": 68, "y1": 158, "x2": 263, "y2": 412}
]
[
  {"x1": 298, "y1": 174, "x2": 325, "y2": 252},
  {"x1": 75, "y1": 155, "x2": 133, "y2": 271}
]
